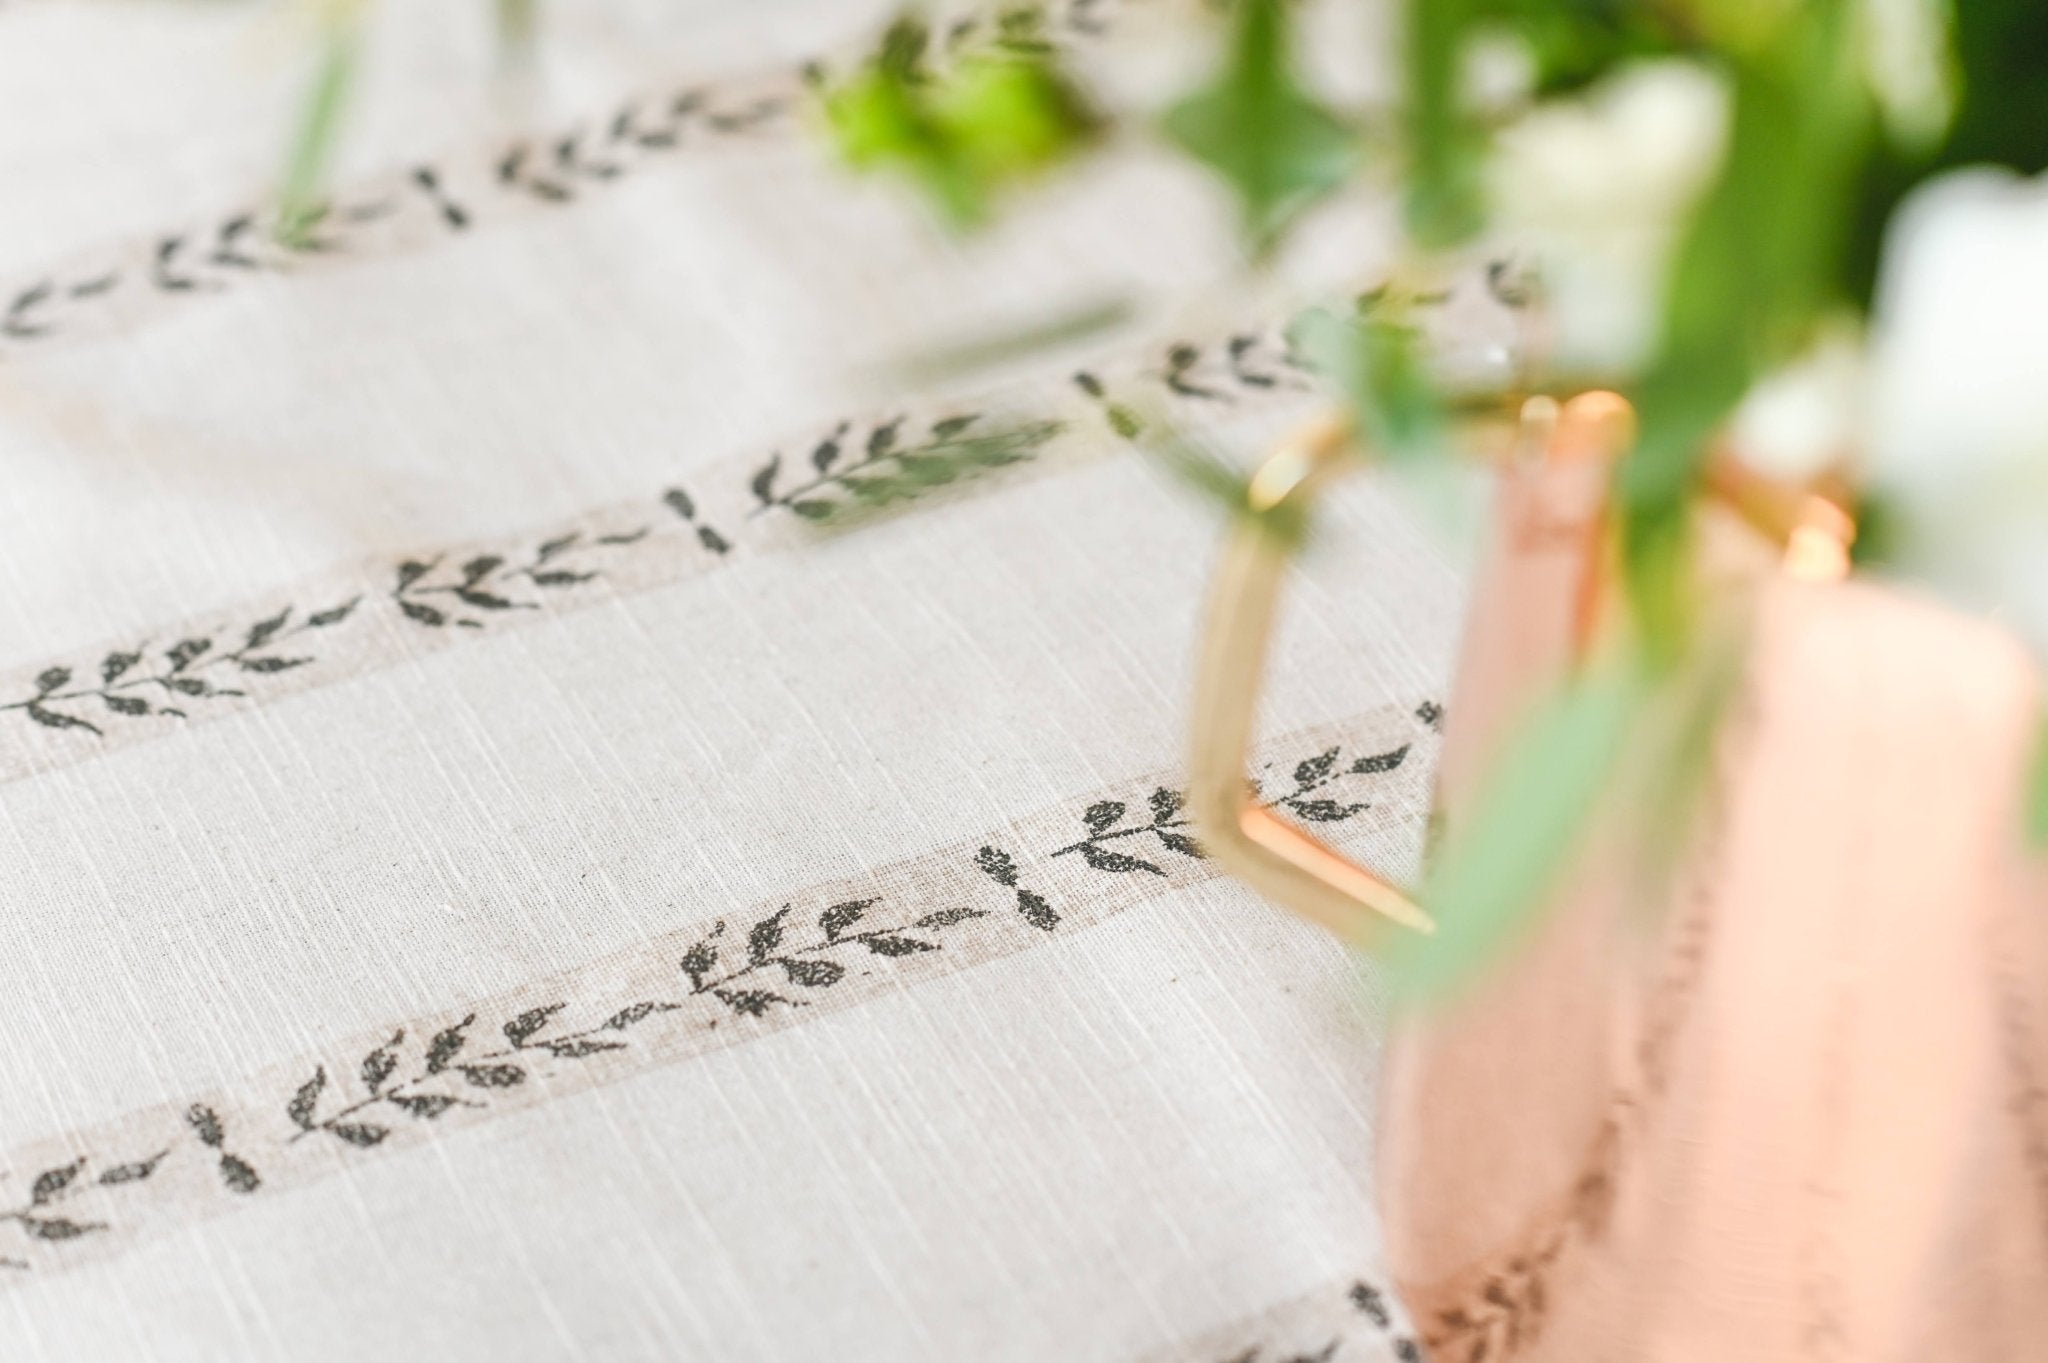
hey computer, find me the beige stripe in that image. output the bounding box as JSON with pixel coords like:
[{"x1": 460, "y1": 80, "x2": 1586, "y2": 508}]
[
  {"x1": 0, "y1": 701, "x2": 1438, "y2": 1280},
  {"x1": 0, "y1": 327, "x2": 1313, "y2": 784}
]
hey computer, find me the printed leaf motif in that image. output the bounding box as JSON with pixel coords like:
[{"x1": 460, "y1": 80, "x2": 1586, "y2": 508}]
[
  {"x1": 100, "y1": 651, "x2": 140, "y2": 684},
  {"x1": 399, "y1": 600, "x2": 447, "y2": 628},
  {"x1": 1079, "y1": 843, "x2": 1163, "y2": 876},
  {"x1": 217, "y1": 1154, "x2": 261, "y2": 1194},
  {"x1": 1016, "y1": 889, "x2": 1059, "y2": 932},
  {"x1": 1294, "y1": 747, "x2": 1340, "y2": 788},
  {"x1": 26, "y1": 703, "x2": 97, "y2": 734},
  {"x1": 1148, "y1": 787, "x2": 1184, "y2": 823},
  {"x1": 361, "y1": 1030, "x2": 404, "y2": 1091},
  {"x1": 186, "y1": 1105, "x2": 225, "y2": 1148},
  {"x1": 503, "y1": 1004, "x2": 565, "y2": 1049},
  {"x1": 245, "y1": 608, "x2": 291, "y2": 649},
  {"x1": 780, "y1": 958, "x2": 846, "y2": 988},
  {"x1": 811, "y1": 434, "x2": 841, "y2": 473},
  {"x1": 915, "y1": 906, "x2": 983, "y2": 929},
  {"x1": 680, "y1": 934, "x2": 720, "y2": 990},
  {"x1": 663, "y1": 488, "x2": 696, "y2": 519},
  {"x1": 714, "y1": 988, "x2": 797, "y2": 1017},
  {"x1": 819, "y1": 899, "x2": 876, "y2": 940},
  {"x1": 454, "y1": 589, "x2": 518, "y2": 611},
  {"x1": 425, "y1": 1014, "x2": 475, "y2": 1074},
  {"x1": 544, "y1": 1039, "x2": 627, "y2": 1060},
  {"x1": 35, "y1": 667, "x2": 69, "y2": 694},
  {"x1": 748, "y1": 907, "x2": 791, "y2": 963},
  {"x1": 1083, "y1": 800, "x2": 1125, "y2": 833},
  {"x1": 604, "y1": 1001, "x2": 676, "y2": 1030},
  {"x1": 458, "y1": 1064, "x2": 526, "y2": 1090},
  {"x1": 327, "y1": 1123, "x2": 389, "y2": 1148},
  {"x1": 750, "y1": 454, "x2": 781, "y2": 505},
  {"x1": 1159, "y1": 830, "x2": 1206, "y2": 858},
  {"x1": 859, "y1": 933, "x2": 937, "y2": 957},
  {"x1": 166, "y1": 639, "x2": 210, "y2": 672},
  {"x1": 20, "y1": 1217, "x2": 100, "y2": 1241},
  {"x1": 103, "y1": 695, "x2": 149, "y2": 716},
  {"x1": 287, "y1": 1068, "x2": 327, "y2": 1131},
  {"x1": 460, "y1": 556, "x2": 502, "y2": 584},
  {"x1": 166, "y1": 678, "x2": 211, "y2": 696},
  {"x1": 307, "y1": 598, "x2": 361, "y2": 628},
  {"x1": 697, "y1": 526, "x2": 733, "y2": 554},
  {"x1": 866, "y1": 419, "x2": 902, "y2": 457},
  {"x1": 239, "y1": 656, "x2": 311, "y2": 674},
  {"x1": 389, "y1": 1093, "x2": 464, "y2": 1120},
  {"x1": 931, "y1": 414, "x2": 978, "y2": 439},
  {"x1": 1352, "y1": 745, "x2": 1410, "y2": 774},
  {"x1": 1289, "y1": 799, "x2": 1364, "y2": 823},
  {"x1": 790, "y1": 500, "x2": 836, "y2": 521},
  {"x1": 30, "y1": 1159, "x2": 84, "y2": 1205},
  {"x1": 97, "y1": 1152, "x2": 167, "y2": 1186},
  {"x1": 396, "y1": 561, "x2": 433, "y2": 591},
  {"x1": 974, "y1": 846, "x2": 1019, "y2": 887},
  {"x1": 530, "y1": 571, "x2": 595, "y2": 588}
]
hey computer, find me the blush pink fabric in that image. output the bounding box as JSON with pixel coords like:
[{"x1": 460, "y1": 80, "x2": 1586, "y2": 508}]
[{"x1": 1377, "y1": 460, "x2": 2048, "y2": 1362}]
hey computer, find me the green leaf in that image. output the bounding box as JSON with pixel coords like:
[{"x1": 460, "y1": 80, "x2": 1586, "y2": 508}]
[
  {"x1": 1390, "y1": 656, "x2": 1651, "y2": 1002},
  {"x1": 1161, "y1": 0, "x2": 1357, "y2": 255},
  {"x1": 1619, "y1": 0, "x2": 1874, "y2": 652},
  {"x1": 277, "y1": 12, "x2": 362, "y2": 244},
  {"x1": 1403, "y1": 0, "x2": 1485, "y2": 247}
]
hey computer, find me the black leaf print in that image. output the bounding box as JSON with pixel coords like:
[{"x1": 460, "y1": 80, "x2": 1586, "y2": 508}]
[
  {"x1": 307, "y1": 597, "x2": 361, "y2": 628},
  {"x1": 361, "y1": 1030, "x2": 404, "y2": 1092},
  {"x1": 398, "y1": 600, "x2": 447, "y2": 628},
  {"x1": 931, "y1": 414, "x2": 978, "y2": 439},
  {"x1": 1416, "y1": 701, "x2": 1444, "y2": 731},
  {"x1": 165, "y1": 677, "x2": 211, "y2": 696},
  {"x1": 680, "y1": 934, "x2": 720, "y2": 991},
  {"x1": 25, "y1": 703, "x2": 96, "y2": 734},
  {"x1": 859, "y1": 933, "x2": 937, "y2": 957},
  {"x1": 96, "y1": 1152, "x2": 167, "y2": 1186},
  {"x1": 697, "y1": 525, "x2": 732, "y2": 555},
  {"x1": 543, "y1": 1039, "x2": 627, "y2": 1059},
  {"x1": 866, "y1": 418, "x2": 903, "y2": 457},
  {"x1": 818, "y1": 899, "x2": 875, "y2": 940},
  {"x1": 100, "y1": 650, "x2": 140, "y2": 683},
  {"x1": 454, "y1": 588, "x2": 518, "y2": 611},
  {"x1": 1078, "y1": 843, "x2": 1163, "y2": 876},
  {"x1": 1293, "y1": 748, "x2": 1340, "y2": 788},
  {"x1": 103, "y1": 695, "x2": 149, "y2": 716},
  {"x1": 974, "y1": 846, "x2": 1019, "y2": 887},
  {"x1": 287, "y1": 1068, "x2": 327, "y2": 1131},
  {"x1": 29, "y1": 1160, "x2": 83, "y2": 1205},
  {"x1": 186, "y1": 1105, "x2": 225, "y2": 1148},
  {"x1": 327, "y1": 1123, "x2": 389, "y2": 1149},
  {"x1": 536, "y1": 532, "x2": 581, "y2": 561},
  {"x1": 779, "y1": 958, "x2": 845, "y2": 988},
  {"x1": 395, "y1": 560, "x2": 433, "y2": 591},
  {"x1": 1393, "y1": 1341, "x2": 1423, "y2": 1363},
  {"x1": 530, "y1": 570, "x2": 596, "y2": 587},
  {"x1": 1287, "y1": 799, "x2": 1365, "y2": 823},
  {"x1": 915, "y1": 907, "x2": 984, "y2": 929},
  {"x1": 714, "y1": 988, "x2": 797, "y2": 1017},
  {"x1": 218, "y1": 1152, "x2": 260, "y2": 1194},
  {"x1": 748, "y1": 907, "x2": 791, "y2": 964},
  {"x1": 503, "y1": 1004, "x2": 566, "y2": 1049},
  {"x1": 811, "y1": 434, "x2": 841, "y2": 473},
  {"x1": 244, "y1": 608, "x2": 291, "y2": 649},
  {"x1": 1349, "y1": 1282, "x2": 1390, "y2": 1327},
  {"x1": 1148, "y1": 787, "x2": 1184, "y2": 823},
  {"x1": 603, "y1": 1001, "x2": 677, "y2": 1030},
  {"x1": 35, "y1": 667, "x2": 69, "y2": 694},
  {"x1": 1083, "y1": 800, "x2": 1125, "y2": 833},
  {"x1": 1016, "y1": 889, "x2": 1059, "y2": 932},
  {"x1": 1351, "y1": 744, "x2": 1410, "y2": 775},
  {"x1": 460, "y1": 556, "x2": 503, "y2": 584},
  {"x1": 750, "y1": 454, "x2": 781, "y2": 505},
  {"x1": 790, "y1": 500, "x2": 835, "y2": 521},
  {"x1": 19, "y1": 1218, "x2": 100, "y2": 1242},
  {"x1": 238, "y1": 656, "x2": 311, "y2": 674},
  {"x1": 1159, "y1": 830, "x2": 1206, "y2": 858},
  {"x1": 389, "y1": 1094, "x2": 464, "y2": 1120},
  {"x1": 662, "y1": 488, "x2": 695, "y2": 519},
  {"x1": 459, "y1": 1064, "x2": 526, "y2": 1089},
  {"x1": 425, "y1": 1014, "x2": 475, "y2": 1074},
  {"x1": 166, "y1": 639, "x2": 210, "y2": 672}
]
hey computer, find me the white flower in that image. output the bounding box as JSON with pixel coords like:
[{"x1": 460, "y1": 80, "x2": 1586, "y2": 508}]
[
  {"x1": 1729, "y1": 329, "x2": 1867, "y2": 484},
  {"x1": 1868, "y1": 167, "x2": 2048, "y2": 656},
  {"x1": 1489, "y1": 60, "x2": 1729, "y2": 378}
]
